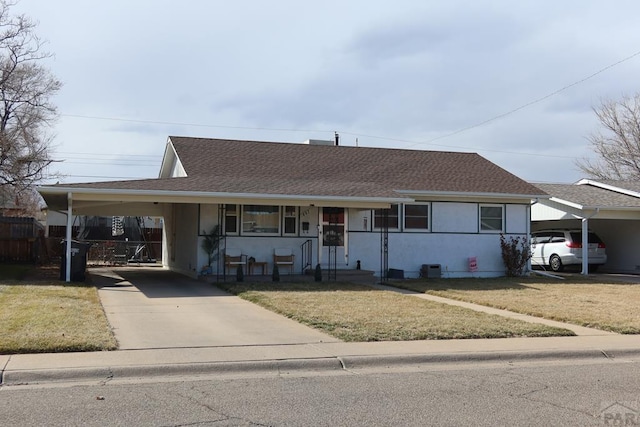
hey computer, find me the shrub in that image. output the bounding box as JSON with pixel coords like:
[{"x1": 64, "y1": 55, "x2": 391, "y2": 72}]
[{"x1": 500, "y1": 234, "x2": 531, "y2": 277}]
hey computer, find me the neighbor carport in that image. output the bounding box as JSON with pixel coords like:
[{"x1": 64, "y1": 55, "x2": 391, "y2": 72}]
[{"x1": 533, "y1": 180, "x2": 640, "y2": 274}]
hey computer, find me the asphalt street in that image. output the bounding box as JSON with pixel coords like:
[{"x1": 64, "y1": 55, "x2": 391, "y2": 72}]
[{"x1": 3, "y1": 357, "x2": 639, "y2": 426}]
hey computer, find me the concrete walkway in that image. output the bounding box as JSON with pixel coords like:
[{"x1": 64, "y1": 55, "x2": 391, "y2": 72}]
[{"x1": 370, "y1": 283, "x2": 617, "y2": 337}]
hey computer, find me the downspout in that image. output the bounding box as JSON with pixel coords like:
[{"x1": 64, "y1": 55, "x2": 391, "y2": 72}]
[
  {"x1": 580, "y1": 208, "x2": 600, "y2": 275},
  {"x1": 317, "y1": 208, "x2": 322, "y2": 265},
  {"x1": 344, "y1": 208, "x2": 349, "y2": 266},
  {"x1": 65, "y1": 192, "x2": 73, "y2": 283},
  {"x1": 527, "y1": 198, "x2": 538, "y2": 274}
]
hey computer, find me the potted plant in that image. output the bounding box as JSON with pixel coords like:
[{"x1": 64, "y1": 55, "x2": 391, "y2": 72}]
[{"x1": 201, "y1": 225, "x2": 222, "y2": 274}]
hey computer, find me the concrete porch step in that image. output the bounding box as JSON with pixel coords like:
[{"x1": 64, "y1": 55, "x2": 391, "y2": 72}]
[{"x1": 303, "y1": 268, "x2": 377, "y2": 283}]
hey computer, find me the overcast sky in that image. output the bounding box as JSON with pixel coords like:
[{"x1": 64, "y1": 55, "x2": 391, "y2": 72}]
[{"x1": 16, "y1": 1, "x2": 640, "y2": 185}]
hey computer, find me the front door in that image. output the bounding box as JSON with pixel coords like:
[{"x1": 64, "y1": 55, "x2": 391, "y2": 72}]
[{"x1": 320, "y1": 207, "x2": 348, "y2": 269}]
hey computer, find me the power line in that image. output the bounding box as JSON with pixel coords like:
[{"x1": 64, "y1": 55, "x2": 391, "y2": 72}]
[
  {"x1": 59, "y1": 48, "x2": 640, "y2": 159},
  {"x1": 399, "y1": 48, "x2": 640, "y2": 149},
  {"x1": 55, "y1": 151, "x2": 162, "y2": 159},
  {"x1": 60, "y1": 113, "x2": 327, "y2": 134},
  {"x1": 62, "y1": 161, "x2": 159, "y2": 167},
  {"x1": 46, "y1": 175, "x2": 151, "y2": 181}
]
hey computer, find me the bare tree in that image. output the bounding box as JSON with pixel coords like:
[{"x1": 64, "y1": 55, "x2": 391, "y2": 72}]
[
  {"x1": 0, "y1": 0, "x2": 61, "y2": 196},
  {"x1": 576, "y1": 93, "x2": 640, "y2": 180}
]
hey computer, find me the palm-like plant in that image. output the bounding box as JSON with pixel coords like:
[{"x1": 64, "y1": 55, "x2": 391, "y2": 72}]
[{"x1": 201, "y1": 225, "x2": 222, "y2": 267}]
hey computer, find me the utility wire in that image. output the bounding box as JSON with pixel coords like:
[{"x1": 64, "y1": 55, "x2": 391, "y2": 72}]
[{"x1": 59, "y1": 48, "x2": 640, "y2": 159}]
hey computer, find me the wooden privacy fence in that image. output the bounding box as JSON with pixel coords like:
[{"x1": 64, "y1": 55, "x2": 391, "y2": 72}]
[{"x1": 0, "y1": 216, "x2": 45, "y2": 262}]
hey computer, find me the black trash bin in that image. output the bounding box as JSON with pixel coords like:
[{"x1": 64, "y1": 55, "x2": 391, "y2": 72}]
[{"x1": 60, "y1": 240, "x2": 92, "y2": 282}]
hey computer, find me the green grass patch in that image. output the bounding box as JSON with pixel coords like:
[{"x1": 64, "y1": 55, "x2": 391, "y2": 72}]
[
  {"x1": 218, "y1": 281, "x2": 573, "y2": 341},
  {"x1": 0, "y1": 281, "x2": 117, "y2": 354},
  {"x1": 397, "y1": 276, "x2": 640, "y2": 334}
]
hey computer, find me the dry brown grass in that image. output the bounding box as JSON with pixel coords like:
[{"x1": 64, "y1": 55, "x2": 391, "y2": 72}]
[
  {"x1": 397, "y1": 275, "x2": 640, "y2": 334},
  {"x1": 218, "y1": 281, "x2": 573, "y2": 341},
  {"x1": 0, "y1": 275, "x2": 117, "y2": 354}
]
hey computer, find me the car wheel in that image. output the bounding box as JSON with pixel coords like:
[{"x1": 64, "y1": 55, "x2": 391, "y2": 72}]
[{"x1": 549, "y1": 255, "x2": 563, "y2": 272}]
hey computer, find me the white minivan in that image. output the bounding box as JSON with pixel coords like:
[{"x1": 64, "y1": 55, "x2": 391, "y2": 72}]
[{"x1": 530, "y1": 229, "x2": 607, "y2": 272}]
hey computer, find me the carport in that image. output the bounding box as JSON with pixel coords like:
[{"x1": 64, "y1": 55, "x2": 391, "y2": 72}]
[
  {"x1": 533, "y1": 180, "x2": 640, "y2": 274},
  {"x1": 37, "y1": 185, "x2": 173, "y2": 281}
]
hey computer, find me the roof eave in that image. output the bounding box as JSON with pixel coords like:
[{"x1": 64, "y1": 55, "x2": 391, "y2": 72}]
[
  {"x1": 577, "y1": 178, "x2": 640, "y2": 198},
  {"x1": 396, "y1": 190, "x2": 549, "y2": 201},
  {"x1": 37, "y1": 186, "x2": 410, "y2": 209}
]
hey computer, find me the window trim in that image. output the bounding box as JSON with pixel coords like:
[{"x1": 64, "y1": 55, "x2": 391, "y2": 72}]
[
  {"x1": 479, "y1": 204, "x2": 504, "y2": 233},
  {"x1": 283, "y1": 205, "x2": 298, "y2": 236},
  {"x1": 224, "y1": 204, "x2": 239, "y2": 235},
  {"x1": 373, "y1": 204, "x2": 400, "y2": 231},
  {"x1": 403, "y1": 203, "x2": 430, "y2": 232}
]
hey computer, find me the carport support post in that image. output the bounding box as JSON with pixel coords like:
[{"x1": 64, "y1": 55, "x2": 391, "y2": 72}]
[
  {"x1": 65, "y1": 192, "x2": 73, "y2": 282},
  {"x1": 581, "y1": 217, "x2": 588, "y2": 275}
]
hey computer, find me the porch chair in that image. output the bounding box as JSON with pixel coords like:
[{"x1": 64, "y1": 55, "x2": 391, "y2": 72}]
[
  {"x1": 225, "y1": 248, "x2": 247, "y2": 275},
  {"x1": 273, "y1": 248, "x2": 295, "y2": 275}
]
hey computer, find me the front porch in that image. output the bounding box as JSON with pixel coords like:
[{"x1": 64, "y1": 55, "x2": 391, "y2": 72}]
[{"x1": 199, "y1": 268, "x2": 378, "y2": 285}]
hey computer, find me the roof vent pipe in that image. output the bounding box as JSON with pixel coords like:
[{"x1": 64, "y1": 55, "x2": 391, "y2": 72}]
[{"x1": 335, "y1": 132, "x2": 339, "y2": 146}]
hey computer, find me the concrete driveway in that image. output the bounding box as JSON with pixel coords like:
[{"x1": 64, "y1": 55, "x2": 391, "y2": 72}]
[{"x1": 91, "y1": 266, "x2": 339, "y2": 350}]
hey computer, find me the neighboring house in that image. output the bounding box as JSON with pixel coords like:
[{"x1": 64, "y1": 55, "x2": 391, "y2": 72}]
[
  {"x1": 532, "y1": 179, "x2": 640, "y2": 274},
  {"x1": 38, "y1": 136, "x2": 546, "y2": 279}
]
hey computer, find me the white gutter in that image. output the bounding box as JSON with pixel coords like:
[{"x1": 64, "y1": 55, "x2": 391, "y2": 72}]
[
  {"x1": 38, "y1": 186, "x2": 410, "y2": 207},
  {"x1": 395, "y1": 189, "x2": 550, "y2": 200},
  {"x1": 577, "y1": 179, "x2": 640, "y2": 198},
  {"x1": 548, "y1": 197, "x2": 584, "y2": 210}
]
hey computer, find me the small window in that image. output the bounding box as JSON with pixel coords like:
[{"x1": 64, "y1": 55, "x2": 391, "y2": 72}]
[
  {"x1": 283, "y1": 206, "x2": 297, "y2": 235},
  {"x1": 224, "y1": 204, "x2": 238, "y2": 234},
  {"x1": 404, "y1": 204, "x2": 429, "y2": 230},
  {"x1": 373, "y1": 204, "x2": 399, "y2": 229},
  {"x1": 242, "y1": 205, "x2": 280, "y2": 234},
  {"x1": 480, "y1": 205, "x2": 503, "y2": 232}
]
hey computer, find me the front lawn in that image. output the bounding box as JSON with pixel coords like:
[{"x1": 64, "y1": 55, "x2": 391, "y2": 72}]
[
  {"x1": 397, "y1": 276, "x2": 640, "y2": 334},
  {"x1": 217, "y1": 281, "x2": 573, "y2": 341},
  {"x1": 0, "y1": 264, "x2": 117, "y2": 354}
]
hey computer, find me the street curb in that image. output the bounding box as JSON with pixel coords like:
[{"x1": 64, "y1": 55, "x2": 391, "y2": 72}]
[
  {"x1": 2, "y1": 348, "x2": 639, "y2": 386},
  {"x1": 1, "y1": 358, "x2": 344, "y2": 386},
  {"x1": 339, "y1": 348, "x2": 640, "y2": 369}
]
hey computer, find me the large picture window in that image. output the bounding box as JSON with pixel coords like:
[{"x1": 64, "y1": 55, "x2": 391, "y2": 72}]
[
  {"x1": 373, "y1": 204, "x2": 399, "y2": 229},
  {"x1": 480, "y1": 204, "x2": 503, "y2": 232},
  {"x1": 404, "y1": 204, "x2": 429, "y2": 230},
  {"x1": 242, "y1": 205, "x2": 280, "y2": 234}
]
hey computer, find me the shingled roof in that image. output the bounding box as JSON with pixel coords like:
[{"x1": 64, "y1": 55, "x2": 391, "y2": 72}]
[
  {"x1": 534, "y1": 183, "x2": 640, "y2": 209},
  {"x1": 56, "y1": 136, "x2": 545, "y2": 200},
  {"x1": 535, "y1": 180, "x2": 640, "y2": 209}
]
